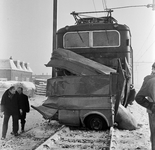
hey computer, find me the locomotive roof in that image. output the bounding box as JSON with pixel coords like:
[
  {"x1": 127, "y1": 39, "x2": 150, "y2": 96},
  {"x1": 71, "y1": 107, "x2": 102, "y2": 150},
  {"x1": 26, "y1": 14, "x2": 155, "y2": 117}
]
[
  {"x1": 57, "y1": 10, "x2": 130, "y2": 34},
  {"x1": 57, "y1": 22, "x2": 130, "y2": 34}
]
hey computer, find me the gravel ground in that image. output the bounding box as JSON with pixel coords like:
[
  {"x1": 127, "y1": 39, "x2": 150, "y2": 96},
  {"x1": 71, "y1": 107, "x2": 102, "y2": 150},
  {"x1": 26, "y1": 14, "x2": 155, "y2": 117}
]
[{"x1": 36, "y1": 127, "x2": 111, "y2": 150}]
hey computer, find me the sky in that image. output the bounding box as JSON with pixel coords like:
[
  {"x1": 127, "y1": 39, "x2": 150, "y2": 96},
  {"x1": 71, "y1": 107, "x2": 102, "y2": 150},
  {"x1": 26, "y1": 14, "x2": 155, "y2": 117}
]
[{"x1": 0, "y1": 0, "x2": 155, "y2": 87}]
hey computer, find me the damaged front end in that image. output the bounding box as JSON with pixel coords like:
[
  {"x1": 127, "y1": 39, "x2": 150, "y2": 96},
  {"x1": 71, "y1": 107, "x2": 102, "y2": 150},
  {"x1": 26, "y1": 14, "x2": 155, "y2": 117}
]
[{"x1": 32, "y1": 48, "x2": 125, "y2": 129}]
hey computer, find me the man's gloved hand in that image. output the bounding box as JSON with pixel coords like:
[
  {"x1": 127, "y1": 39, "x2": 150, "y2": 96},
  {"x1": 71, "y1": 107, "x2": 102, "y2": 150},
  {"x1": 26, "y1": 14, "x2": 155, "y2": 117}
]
[{"x1": 151, "y1": 103, "x2": 155, "y2": 113}]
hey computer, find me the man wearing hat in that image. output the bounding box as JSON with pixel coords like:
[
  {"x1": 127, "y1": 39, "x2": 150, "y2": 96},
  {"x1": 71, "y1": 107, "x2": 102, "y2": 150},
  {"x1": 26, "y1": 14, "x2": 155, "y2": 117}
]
[{"x1": 135, "y1": 62, "x2": 155, "y2": 150}]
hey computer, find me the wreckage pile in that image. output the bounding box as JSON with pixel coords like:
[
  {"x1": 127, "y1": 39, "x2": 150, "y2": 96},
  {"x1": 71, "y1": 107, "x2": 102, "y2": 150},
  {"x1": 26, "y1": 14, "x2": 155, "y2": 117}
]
[{"x1": 32, "y1": 48, "x2": 137, "y2": 131}]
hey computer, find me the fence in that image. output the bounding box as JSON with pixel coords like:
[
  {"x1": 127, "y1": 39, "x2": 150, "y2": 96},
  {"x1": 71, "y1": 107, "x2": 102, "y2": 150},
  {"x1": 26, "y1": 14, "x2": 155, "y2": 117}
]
[{"x1": 34, "y1": 79, "x2": 47, "y2": 95}]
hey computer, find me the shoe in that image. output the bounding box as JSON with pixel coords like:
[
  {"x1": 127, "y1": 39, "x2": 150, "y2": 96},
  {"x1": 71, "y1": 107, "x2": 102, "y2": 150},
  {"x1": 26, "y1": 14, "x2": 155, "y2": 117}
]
[
  {"x1": 21, "y1": 130, "x2": 24, "y2": 133},
  {"x1": 14, "y1": 133, "x2": 19, "y2": 136},
  {"x1": 1, "y1": 137, "x2": 5, "y2": 140}
]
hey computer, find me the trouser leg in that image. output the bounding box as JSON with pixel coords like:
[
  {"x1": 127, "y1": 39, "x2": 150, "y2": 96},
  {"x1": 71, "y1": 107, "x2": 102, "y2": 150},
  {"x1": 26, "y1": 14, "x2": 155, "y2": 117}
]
[
  {"x1": 20, "y1": 112, "x2": 26, "y2": 131},
  {"x1": 21, "y1": 120, "x2": 26, "y2": 131},
  {"x1": 12, "y1": 114, "x2": 19, "y2": 134},
  {"x1": 2, "y1": 114, "x2": 10, "y2": 138},
  {"x1": 148, "y1": 113, "x2": 155, "y2": 150}
]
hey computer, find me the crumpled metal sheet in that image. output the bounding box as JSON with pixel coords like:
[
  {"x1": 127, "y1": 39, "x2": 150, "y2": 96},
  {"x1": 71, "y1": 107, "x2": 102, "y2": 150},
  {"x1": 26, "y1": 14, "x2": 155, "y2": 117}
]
[
  {"x1": 31, "y1": 96, "x2": 113, "y2": 122},
  {"x1": 46, "y1": 48, "x2": 116, "y2": 75},
  {"x1": 42, "y1": 97, "x2": 59, "y2": 108},
  {"x1": 31, "y1": 96, "x2": 59, "y2": 119},
  {"x1": 31, "y1": 74, "x2": 112, "y2": 119},
  {"x1": 32, "y1": 95, "x2": 113, "y2": 113},
  {"x1": 31, "y1": 105, "x2": 57, "y2": 119},
  {"x1": 46, "y1": 75, "x2": 110, "y2": 97},
  {"x1": 57, "y1": 96, "x2": 113, "y2": 110}
]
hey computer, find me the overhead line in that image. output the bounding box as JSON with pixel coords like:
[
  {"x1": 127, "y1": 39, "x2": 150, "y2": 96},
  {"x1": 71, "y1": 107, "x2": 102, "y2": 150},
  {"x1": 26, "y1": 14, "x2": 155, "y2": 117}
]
[
  {"x1": 135, "y1": 23, "x2": 155, "y2": 60},
  {"x1": 137, "y1": 40, "x2": 155, "y2": 61},
  {"x1": 92, "y1": 0, "x2": 98, "y2": 17},
  {"x1": 103, "y1": 0, "x2": 107, "y2": 9},
  {"x1": 101, "y1": 0, "x2": 105, "y2": 10}
]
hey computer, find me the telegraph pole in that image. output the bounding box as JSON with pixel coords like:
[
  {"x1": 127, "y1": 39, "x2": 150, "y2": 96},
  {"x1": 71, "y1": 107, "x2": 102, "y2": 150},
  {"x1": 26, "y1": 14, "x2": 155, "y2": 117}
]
[
  {"x1": 51, "y1": 0, "x2": 57, "y2": 77},
  {"x1": 53, "y1": 0, "x2": 57, "y2": 51}
]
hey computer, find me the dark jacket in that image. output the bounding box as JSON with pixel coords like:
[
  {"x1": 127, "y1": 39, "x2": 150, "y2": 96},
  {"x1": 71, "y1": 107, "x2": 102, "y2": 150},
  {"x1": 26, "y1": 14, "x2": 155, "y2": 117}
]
[
  {"x1": 17, "y1": 92, "x2": 30, "y2": 113},
  {"x1": 1, "y1": 89, "x2": 19, "y2": 115},
  {"x1": 135, "y1": 74, "x2": 155, "y2": 110}
]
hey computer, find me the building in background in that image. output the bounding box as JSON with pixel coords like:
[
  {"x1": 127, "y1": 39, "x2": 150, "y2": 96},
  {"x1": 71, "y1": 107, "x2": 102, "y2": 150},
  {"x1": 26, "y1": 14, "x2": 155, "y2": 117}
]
[{"x1": 0, "y1": 57, "x2": 33, "y2": 81}]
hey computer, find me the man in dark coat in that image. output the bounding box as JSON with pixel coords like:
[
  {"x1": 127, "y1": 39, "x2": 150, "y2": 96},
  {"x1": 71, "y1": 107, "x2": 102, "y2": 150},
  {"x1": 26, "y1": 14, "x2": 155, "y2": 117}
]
[
  {"x1": 0, "y1": 86, "x2": 19, "y2": 140},
  {"x1": 16, "y1": 87, "x2": 30, "y2": 133},
  {"x1": 135, "y1": 62, "x2": 155, "y2": 150}
]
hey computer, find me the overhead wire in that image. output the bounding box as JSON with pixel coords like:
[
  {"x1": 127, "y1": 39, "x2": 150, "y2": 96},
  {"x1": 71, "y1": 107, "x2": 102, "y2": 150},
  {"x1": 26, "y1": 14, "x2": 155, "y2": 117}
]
[
  {"x1": 136, "y1": 40, "x2": 155, "y2": 62},
  {"x1": 101, "y1": 0, "x2": 105, "y2": 10},
  {"x1": 103, "y1": 0, "x2": 107, "y2": 9},
  {"x1": 135, "y1": 23, "x2": 155, "y2": 61},
  {"x1": 101, "y1": 0, "x2": 109, "y2": 18},
  {"x1": 92, "y1": 0, "x2": 98, "y2": 17}
]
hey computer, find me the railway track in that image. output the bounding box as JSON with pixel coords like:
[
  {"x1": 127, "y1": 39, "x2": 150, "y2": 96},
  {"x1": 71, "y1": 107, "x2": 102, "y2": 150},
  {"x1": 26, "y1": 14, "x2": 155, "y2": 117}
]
[
  {"x1": 36, "y1": 126, "x2": 117, "y2": 150},
  {"x1": 0, "y1": 121, "x2": 117, "y2": 150}
]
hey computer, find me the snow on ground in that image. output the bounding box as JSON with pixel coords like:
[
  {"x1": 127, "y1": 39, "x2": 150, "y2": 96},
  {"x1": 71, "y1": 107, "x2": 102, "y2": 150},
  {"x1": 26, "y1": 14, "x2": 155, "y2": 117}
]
[
  {"x1": 0, "y1": 92, "x2": 62, "y2": 150},
  {"x1": 0, "y1": 93, "x2": 46, "y2": 141},
  {"x1": 114, "y1": 101, "x2": 151, "y2": 150},
  {"x1": 0, "y1": 89, "x2": 152, "y2": 150}
]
